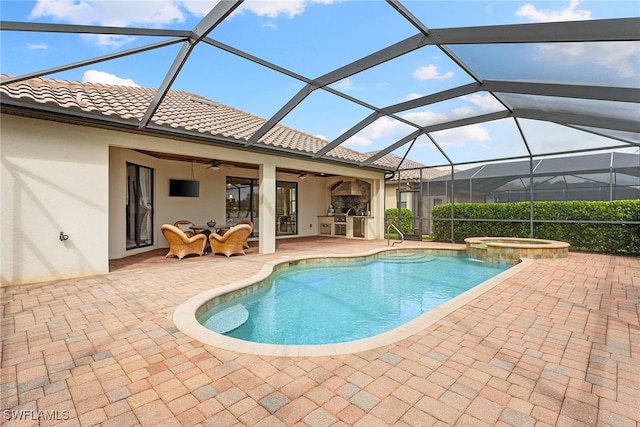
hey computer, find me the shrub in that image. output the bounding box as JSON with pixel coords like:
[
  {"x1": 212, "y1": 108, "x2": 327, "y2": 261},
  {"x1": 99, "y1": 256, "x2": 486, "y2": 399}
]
[
  {"x1": 384, "y1": 208, "x2": 414, "y2": 234},
  {"x1": 431, "y1": 200, "x2": 640, "y2": 255}
]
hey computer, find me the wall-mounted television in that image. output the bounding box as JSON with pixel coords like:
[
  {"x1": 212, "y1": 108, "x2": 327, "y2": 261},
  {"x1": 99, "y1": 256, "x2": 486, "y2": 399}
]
[{"x1": 169, "y1": 179, "x2": 200, "y2": 197}]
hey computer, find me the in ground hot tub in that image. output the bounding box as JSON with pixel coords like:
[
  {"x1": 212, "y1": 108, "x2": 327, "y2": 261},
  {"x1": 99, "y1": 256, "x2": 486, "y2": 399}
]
[{"x1": 465, "y1": 237, "x2": 569, "y2": 264}]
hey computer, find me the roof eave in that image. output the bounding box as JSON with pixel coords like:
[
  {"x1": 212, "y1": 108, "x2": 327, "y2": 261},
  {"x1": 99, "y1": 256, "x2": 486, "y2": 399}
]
[{"x1": 0, "y1": 99, "x2": 393, "y2": 174}]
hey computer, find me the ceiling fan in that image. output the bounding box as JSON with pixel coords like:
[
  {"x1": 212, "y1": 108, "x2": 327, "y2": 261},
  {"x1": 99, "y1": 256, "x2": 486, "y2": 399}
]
[
  {"x1": 206, "y1": 159, "x2": 220, "y2": 170},
  {"x1": 203, "y1": 159, "x2": 235, "y2": 171}
]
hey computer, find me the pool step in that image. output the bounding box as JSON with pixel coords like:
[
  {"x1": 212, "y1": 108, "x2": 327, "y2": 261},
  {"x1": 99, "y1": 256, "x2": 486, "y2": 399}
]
[
  {"x1": 203, "y1": 304, "x2": 249, "y2": 334},
  {"x1": 378, "y1": 253, "x2": 435, "y2": 263}
]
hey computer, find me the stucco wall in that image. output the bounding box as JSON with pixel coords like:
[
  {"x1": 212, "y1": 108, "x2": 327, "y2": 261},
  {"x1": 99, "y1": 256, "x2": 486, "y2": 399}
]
[
  {"x1": 1, "y1": 115, "x2": 109, "y2": 285},
  {"x1": 3, "y1": 113, "x2": 385, "y2": 285}
]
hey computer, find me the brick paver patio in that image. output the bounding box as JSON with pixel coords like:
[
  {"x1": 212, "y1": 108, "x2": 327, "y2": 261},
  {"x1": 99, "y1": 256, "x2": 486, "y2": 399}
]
[{"x1": 1, "y1": 237, "x2": 638, "y2": 426}]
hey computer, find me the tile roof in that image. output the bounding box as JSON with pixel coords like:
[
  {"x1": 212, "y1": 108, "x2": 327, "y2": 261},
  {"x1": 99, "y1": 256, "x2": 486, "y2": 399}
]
[
  {"x1": 0, "y1": 75, "x2": 384, "y2": 167},
  {"x1": 366, "y1": 152, "x2": 448, "y2": 181}
]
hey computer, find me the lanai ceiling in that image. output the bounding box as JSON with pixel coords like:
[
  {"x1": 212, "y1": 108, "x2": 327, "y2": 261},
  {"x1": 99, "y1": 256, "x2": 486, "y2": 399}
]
[{"x1": 1, "y1": 1, "x2": 639, "y2": 172}]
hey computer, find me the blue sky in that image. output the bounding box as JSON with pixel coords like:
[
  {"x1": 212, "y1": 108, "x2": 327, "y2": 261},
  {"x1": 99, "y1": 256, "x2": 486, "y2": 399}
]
[{"x1": 1, "y1": 0, "x2": 639, "y2": 167}]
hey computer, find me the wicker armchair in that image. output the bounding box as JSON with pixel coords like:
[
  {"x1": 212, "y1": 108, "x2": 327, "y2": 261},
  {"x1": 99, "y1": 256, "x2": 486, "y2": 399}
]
[
  {"x1": 235, "y1": 219, "x2": 254, "y2": 249},
  {"x1": 208, "y1": 224, "x2": 252, "y2": 257},
  {"x1": 173, "y1": 220, "x2": 196, "y2": 237},
  {"x1": 161, "y1": 224, "x2": 207, "y2": 259}
]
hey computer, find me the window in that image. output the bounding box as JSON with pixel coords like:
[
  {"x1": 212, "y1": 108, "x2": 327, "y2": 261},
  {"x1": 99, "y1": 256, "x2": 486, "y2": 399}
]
[
  {"x1": 126, "y1": 162, "x2": 153, "y2": 249},
  {"x1": 276, "y1": 181, "x2": 297, "y2": 235},
  {"x1": 398, "y1": 190, "x2": 408, "y2": 209}
]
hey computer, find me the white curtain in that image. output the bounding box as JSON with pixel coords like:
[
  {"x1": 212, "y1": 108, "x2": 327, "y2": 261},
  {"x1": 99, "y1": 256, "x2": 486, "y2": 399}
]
[{"x1": 138, "y1": 169, "x2": 153, "y2": 242}]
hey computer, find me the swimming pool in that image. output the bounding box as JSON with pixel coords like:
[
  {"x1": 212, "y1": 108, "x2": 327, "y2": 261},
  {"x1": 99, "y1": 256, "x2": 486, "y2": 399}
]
[
  {"x1": 198, "y1": 252, "x2": 509, "y2": 345},
  {"x1": 174, "y1": 247, "x2": 529, "y2": 356}
]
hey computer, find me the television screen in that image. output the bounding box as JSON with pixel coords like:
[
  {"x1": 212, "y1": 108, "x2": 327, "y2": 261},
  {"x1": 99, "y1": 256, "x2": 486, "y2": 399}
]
[{"x1": 169, "y1": 179, "x2": 200, "y2": 197}]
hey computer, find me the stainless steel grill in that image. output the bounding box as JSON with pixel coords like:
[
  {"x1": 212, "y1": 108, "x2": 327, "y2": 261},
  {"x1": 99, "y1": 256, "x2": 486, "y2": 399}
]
[{"x1": 333, "y1": 214, "x2": 347, "y2": 223}]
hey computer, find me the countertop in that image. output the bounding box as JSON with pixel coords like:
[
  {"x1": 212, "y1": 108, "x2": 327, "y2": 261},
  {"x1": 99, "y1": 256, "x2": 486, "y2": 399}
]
[{"x1": 318, "y1": 215, "x2": 373, "y2": 218}]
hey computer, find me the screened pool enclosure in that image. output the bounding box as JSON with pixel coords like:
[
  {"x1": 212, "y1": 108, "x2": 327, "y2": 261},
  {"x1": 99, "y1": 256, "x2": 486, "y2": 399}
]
[
  {"x1": 1, "y1": 1, "x2": 639, "y2": 242},
  {"x1": 389, "y1": 151, "x2": 639, "y2": 237}
]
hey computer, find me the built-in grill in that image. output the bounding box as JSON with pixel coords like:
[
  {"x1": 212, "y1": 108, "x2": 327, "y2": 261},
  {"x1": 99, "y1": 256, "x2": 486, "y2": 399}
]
[{"x1": 333, "y1": 214, "x2": 347, "y2": 223}]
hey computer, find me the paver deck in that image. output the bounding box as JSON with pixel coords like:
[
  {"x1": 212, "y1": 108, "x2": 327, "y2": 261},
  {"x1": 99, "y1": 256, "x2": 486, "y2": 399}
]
[{"x1": 1, "y1": 237, "x2": 639, "y2": 426}]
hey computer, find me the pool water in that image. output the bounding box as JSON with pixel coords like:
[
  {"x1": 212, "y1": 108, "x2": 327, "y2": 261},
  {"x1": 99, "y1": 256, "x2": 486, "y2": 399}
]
[{"x1": 199, "y1": 253, "x2": 509, "y2": 345}]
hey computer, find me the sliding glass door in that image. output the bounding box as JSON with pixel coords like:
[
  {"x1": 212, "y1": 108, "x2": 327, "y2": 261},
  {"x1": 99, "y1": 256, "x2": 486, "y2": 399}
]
[
  {"x1": 126, "y1": 162, "x2": 154, "y2": 249},
  {"x1": 223, "y1": 178, "x2": 298, "y2": 237},
  {"x1": 276, "y1": 181, "x2": 297, "y2": 236},
  {"x1": 226, "y1": 177, "x2": 259, "y2": 237}
]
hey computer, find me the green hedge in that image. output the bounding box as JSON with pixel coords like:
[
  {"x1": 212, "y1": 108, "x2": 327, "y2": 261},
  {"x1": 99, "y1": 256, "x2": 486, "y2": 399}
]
[
  {"x1": 384, "y1": 208, "x2": 414, "y2": 234},
  {"x1": 431, "y1": 200, "x2": 640, "y2": 255}
]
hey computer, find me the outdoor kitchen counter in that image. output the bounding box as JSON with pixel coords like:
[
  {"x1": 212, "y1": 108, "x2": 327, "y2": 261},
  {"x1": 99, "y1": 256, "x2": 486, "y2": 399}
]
[
  {"x1": 317, "y1": 216, "x2": 372, "y2": 238},
  {"x1": 316, "y1": 216, "x2": 375, "y2": 221}
]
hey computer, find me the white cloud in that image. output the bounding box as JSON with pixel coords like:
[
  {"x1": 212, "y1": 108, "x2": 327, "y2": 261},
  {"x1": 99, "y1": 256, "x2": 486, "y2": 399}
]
[
  {"x1": 238, "y1": 0, "x2": 306, "y2": 18},
  {"x1": 461, "y1": 93, "x2": 503, "y2": 112},
  {"x1": 82, "y1": 70, "x2": 139, "y2": 87},
  {"x1": 516, "y1": 0, "x2": 591, "y2": 23},
  {"x1": 404, "y1": 93, "x2": 423, "y2": 101},
  {"x1": 29, "y1": 0, "x2": 186, "y2": 47},
  {"x1": 228, "y1": 0, "x2": 337, "y2": 20},
  {"x1": 343, "y1": 94, "x2": 501, "y2": 148},
  {"x1": 413, "y1": 64, "x2": 453, "y2": 81},
  {"x1": 516, "y1": 2, "x2": 637, "y2": 80},
  {"x1": 429, "y1": 125, "x2": 490, "y2": 147},
  {"x1": 27, "y1": 0, "x2": 334, "y2": 48},
  {"x1": 262, "y1": 20, "x2": 278, "y2": 29},
  {"x1": 27, "y1": 42, "x2": 48, "y2": 50},
  {"x1": 366, "y1": 117, "x2": 413, "y2": 139},
  {"x1": 537, "y1": 41, "x2": 639, "y2": 79},
  {"x1": 29, "y1": 0, "x2": 186, "y2": 26},
  {"x1": 451, "y1": 106, "x2": 478, "y2": 119},
  {"x1": 315, "y1": 134, "x2": 328, "y2": 141},
  {"x1": 343, "y1": 116, "x2": 414, "y2": 148},
  {"x1": 179, "y1": 1, "x2": 218, "y2": 17},
  {"x1": 401, "y1": 110, "x2": 447, "y2": 127},
  {"x1": 81, "y1": 34, "x2": 136, "y2": 49},
  {"x1": 343, "y1": 134, "x2": 373, "y2": 147},
  {"x1": 334, "y1": 78, "x2": 355, "y2": 91}
]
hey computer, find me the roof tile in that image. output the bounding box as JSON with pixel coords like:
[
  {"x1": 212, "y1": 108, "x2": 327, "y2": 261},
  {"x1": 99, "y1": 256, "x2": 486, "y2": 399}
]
[{"x1": 0, "y1": 76, "x2": 438, "y2": 171}]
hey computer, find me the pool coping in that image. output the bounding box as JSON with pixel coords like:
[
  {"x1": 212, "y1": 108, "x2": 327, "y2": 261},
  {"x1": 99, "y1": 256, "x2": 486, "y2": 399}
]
[
  {"x1": 464, "y1": 236, "x2": 570, "y2": 249},
  {"x1": 173, "y1": 247, "x2": 533, "y2": 356}
]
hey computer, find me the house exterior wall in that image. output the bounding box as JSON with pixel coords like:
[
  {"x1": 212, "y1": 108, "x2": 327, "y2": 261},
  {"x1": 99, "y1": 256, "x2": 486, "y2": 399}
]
[
  {"x1": 3, "y1": 113, "x2": 385, "y2": 285},
  {"x1": 2, "y1": 115, "x2": 109, "y2": 285},
  {"x1": 385, "y1": 182, "x2": 415, "y2": 211}
]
